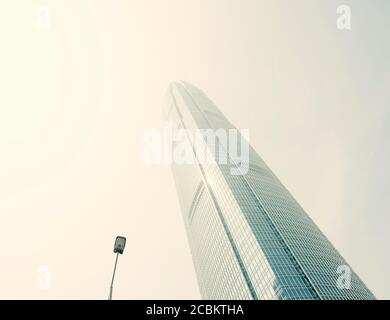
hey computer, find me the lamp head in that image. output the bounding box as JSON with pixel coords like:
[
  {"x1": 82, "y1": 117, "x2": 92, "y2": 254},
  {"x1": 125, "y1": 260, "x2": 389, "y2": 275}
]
[{"x1": 114, "y1": 236, "x2": 126, "y2": 254}]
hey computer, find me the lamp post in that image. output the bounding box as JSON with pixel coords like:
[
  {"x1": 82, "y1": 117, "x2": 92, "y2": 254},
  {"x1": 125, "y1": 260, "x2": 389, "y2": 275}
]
[{"x1": 108, "y1": 236, "x2": 126, "y2": 300}]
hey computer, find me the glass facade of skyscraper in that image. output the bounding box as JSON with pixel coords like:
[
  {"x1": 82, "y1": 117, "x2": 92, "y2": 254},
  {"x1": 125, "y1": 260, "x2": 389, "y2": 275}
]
[{"x1": 164, "y1": 81, "x2": 375, "y2": 300}]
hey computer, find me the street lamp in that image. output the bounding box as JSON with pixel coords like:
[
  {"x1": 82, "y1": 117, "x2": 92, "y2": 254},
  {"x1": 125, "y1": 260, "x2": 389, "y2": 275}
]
[{"x1": 108, "y1": 236, "x2": 126, "y2": 300}]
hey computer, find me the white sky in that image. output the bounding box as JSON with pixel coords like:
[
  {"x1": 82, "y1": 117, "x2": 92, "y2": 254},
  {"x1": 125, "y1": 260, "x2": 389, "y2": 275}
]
[{"x1": 0, "y1": 0, "x2": 389, "y2": 299}]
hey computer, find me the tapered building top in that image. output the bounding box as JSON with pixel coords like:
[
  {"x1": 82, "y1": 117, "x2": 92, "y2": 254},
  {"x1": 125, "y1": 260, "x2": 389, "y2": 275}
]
[{"x1": 165, "y1": 81, "x2": 375, "y2": 300}]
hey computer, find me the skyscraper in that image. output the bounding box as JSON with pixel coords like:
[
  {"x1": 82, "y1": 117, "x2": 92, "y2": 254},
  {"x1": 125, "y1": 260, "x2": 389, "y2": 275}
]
[{"x1": 164, "y1": 81, "x2": 375, "y2": 300}]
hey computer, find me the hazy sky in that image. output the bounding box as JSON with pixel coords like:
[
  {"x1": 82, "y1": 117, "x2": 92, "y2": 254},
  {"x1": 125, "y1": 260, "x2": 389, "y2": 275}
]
[{"x1": 0, "y1": 0, "x2": 389, "y2": 299}]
